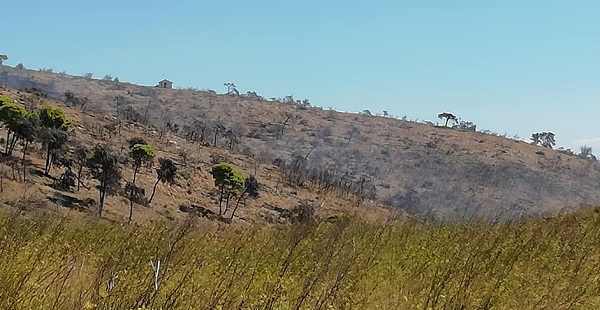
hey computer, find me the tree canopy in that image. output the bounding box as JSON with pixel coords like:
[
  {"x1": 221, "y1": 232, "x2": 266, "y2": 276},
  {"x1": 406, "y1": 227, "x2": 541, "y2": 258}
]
[
  {"x1": 210, "y1": 163, "x2": 245, "y2": 216},
  {"x1": 530, "y1": 132, "x2": 556, "y2": 149},
  {"x1": 437, "y1": 112, "x2": 458, "y2": 127},
  {"x1": 38, "y1": 106, "x2": 71, "y2": 130},
  {"x1": 88, "y1": 145, "x2": 122, "y2": 216},
  {"x1": 149, "y1": 158, "x2": 178, "y2": 204}
]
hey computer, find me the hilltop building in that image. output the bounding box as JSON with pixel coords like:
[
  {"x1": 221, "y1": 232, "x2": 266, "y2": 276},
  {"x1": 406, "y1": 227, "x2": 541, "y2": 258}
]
[{"x1": 156, "y1": 79, "x2": 173, "y2": 89}]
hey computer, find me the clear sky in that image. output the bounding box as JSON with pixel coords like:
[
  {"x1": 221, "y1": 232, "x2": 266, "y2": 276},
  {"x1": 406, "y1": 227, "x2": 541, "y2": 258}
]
[{"x1": 3, "y1": 0, "x2": 599, "y2": 150}]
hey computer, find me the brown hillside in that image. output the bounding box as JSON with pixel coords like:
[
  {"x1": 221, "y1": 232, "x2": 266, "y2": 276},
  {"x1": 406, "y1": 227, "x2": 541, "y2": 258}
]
[
  {"x1": 0, "y1": 87, "x2": 390, "y2": 224},
  {"x1": 1, "y1": 65, "x2": 599, "y2": 220}
]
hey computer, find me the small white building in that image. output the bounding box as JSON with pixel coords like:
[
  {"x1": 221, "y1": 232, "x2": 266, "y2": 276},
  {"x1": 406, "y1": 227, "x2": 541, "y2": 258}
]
[{"x1": 156, "y1": 79, "x2": 173, "y2": 89}]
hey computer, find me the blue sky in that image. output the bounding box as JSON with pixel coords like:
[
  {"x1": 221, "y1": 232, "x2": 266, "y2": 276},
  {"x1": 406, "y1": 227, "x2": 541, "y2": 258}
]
[{"x1": 3, "y1": 0, "x2": 599, "y2": 150}]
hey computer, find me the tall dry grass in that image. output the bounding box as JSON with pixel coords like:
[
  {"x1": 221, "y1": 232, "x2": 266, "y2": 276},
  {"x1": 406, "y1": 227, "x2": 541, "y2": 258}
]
[{"x1": 0, "y1": 209, "x2": 600, "y2": 309}]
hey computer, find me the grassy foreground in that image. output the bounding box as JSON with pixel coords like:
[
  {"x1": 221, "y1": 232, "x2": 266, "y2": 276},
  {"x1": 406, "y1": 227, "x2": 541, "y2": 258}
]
[{"x1": 1, "y1": 209, "x2": 600, "y2": 309}]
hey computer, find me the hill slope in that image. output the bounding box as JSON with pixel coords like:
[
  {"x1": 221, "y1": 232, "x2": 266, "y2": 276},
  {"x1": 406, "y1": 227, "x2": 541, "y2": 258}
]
[
  {"x1": 0, "y1": 87, "x2": 389, "y2": 224},
  {"x1": 1, "y1": 65, "x2": 599, "y2": 220}
]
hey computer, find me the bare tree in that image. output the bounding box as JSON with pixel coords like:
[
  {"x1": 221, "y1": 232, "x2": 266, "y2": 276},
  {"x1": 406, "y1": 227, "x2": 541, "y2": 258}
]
[{"x1": 346, "y1": 126, "x2": 360, "y2": 144}]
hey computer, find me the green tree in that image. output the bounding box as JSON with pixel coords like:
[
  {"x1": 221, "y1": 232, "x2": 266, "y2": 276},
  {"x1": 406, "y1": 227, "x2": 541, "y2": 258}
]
[
  {"x1": 88, "y1": 145, "x2": 122, "y2": 217},
  {"x1": 73, "y1": 145, "x2": 89, "y2": 191},
  {"x1": 0, "y1": 55, "x2": 7, "y2": 65},
  {"x1": 38, "y1": 106, "x2": 70, "y2": 130},
  {"x1": 210, "y1": 163, "x2": 244, "y2": 216},
  {"x1": 148, "y1": 158, "x2": 178, "y2": 204},
  {"x1": 0, "y1": 96, "x2": 30, "y2": 155},
  {"x1": 12, "y1": 113, "x2": 39, "y2": 181},
  {"x1": 229, "y1": 176, "x2": 260, "y2": 220},
  {"x1": 38, "y1": 106, "x2": 71, "y2": 175},
  {"x1": 128, "y1": 143, "x2": 155, "y2": 223}
]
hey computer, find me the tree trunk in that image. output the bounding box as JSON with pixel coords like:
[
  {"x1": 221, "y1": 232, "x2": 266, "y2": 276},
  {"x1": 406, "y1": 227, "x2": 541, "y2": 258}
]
[
  {"x1": 148, "y1": 178, "x2": 160, "y2": 204},
  {"x1": 444, "y1": 118, "x2": 449, "y2": 127},
  {"x1": 218, "y1": 185, "x2": 225, "y2": 215},
  {"x1": 21, "y1": 141, "x2": 28, "y2": 182},
  {"x1": 98, "y1": 188, "x2": 106, "y2": 217},
  {"x1": 44, "y1": 147, "x2": 52, "y2": 175},
  {"x1": 77, "y1": 166, "x2": 83, "y2": 191},
  {"x1": 4, "y1": 131, "x2": 10, "y2": 154},
  {"x1": 98, "y1": 170, "x2": 108, "y2": 217},
  {"x1": 230, "y1": 189, "x2": 247, "y2": 220},
  {"x1": 223, "y1": 193, "x2": 231, "y2": 215},
  {"x1": 129, "y1": 165, "x2": 139, "y2": 224}
]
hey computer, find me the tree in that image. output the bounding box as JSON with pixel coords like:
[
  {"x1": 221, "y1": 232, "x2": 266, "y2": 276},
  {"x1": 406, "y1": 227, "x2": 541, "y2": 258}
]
[
  {"x1": 128, "y1": 137, "x2": 147, "y2": 149},
  {"x1": 0, "y1": 97, "x2": 32, "y2": 156},
  {"x1": 224, "y1": 82, "x2": 238, "y2": 95},
  {"x1": 39, "y1": 128, "x2": 68, "y2": 175},
  {"x1": 212, "y1": 122, "x2": 225, "y2": 147},
  {"x1": 454, "y1": 120, "x2": 477, "y2": 131},
  {"x1": 530, "y1": 132, "x2": 556, "y2": 149},
  {"x1": 11, "y1": 113, "x2": 39, "y2": 181},
  {"x1": 210, "y1": 163, "x2": 244, "y2": 216},
  {"x1": 148, "y1": 158, "x2": 178, "y2": 204},
  {"x1": 38, "y1": 106, "x2": 71, "y2": 175},
  {"x1": 73, "y1": 145, "x2": 88, "y2": 191},
  {"x1": 88, "y1": 145, "x2": 121, "y2": 217},
  {"x1": 128, "y1": 143, "x2": 155, "y2": 223},
  {"x1": 0, "y1": 96, "x2": 39, "y2": 180},
  {"x1": 229, "y1": 176, "x2": 260, "y2": 220},
  {"x1": 346, "y1": 126, "x2": 360, "y2": 144},
  {"x1": 0, "y1": 55, "x2": 7, "y2": 65},
  {"x1": 437, "y1": 112, "x2": 458, "y2": 127},
  {"x1": 15, "y1": 63, "x2": 24, "y2": 69},
  {"x1": 579, "y1": 145, "x2": 596, "y2": 160},
  {"x1": 224, "y1": 129, "x2": 238, "y2": 150}
]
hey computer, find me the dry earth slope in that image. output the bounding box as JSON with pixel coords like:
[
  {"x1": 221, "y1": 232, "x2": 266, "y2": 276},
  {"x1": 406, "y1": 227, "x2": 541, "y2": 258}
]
[{"x1": 1, "y1": 65, "x2": 599, "y2": 220}]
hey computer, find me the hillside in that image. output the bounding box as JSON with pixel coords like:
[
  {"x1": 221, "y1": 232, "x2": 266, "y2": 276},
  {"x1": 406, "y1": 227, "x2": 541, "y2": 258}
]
[
  {"x1": 0, "y1": 87, "x2": 389, "y2": 224},
  {"x1": 2, "y1": 65, "x2": 600, "y2": 220}
]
